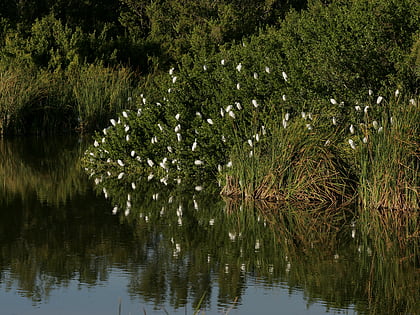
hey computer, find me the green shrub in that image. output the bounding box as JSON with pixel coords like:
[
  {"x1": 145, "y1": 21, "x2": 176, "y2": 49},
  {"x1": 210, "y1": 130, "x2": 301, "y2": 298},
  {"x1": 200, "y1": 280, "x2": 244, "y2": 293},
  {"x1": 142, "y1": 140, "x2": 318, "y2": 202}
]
[
  {"x1": 278, "y1": 0, "x2": 419, "y2": 100},
  {"x1": 80, "y1": 0, "x2": 419, "y2": 209}
]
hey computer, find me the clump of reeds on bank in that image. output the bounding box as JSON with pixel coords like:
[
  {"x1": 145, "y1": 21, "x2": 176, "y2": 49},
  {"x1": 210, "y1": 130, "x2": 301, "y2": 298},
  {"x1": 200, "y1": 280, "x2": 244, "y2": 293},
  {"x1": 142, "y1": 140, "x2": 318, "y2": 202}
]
[
  {"x1": 221, "y1": 115, "x2": 355, "y2": 206},
  {"x1": 68, "y1": 63, "x2": 135, "y2": 132},
  {"x1": 222, "y1": 92, "x2": 419, "y2": 212},
  {"x1": 356, "y1": 95, "x2": 419, "y2": 212},
  {"x1": 0, "y1": 67, "x2": 46, "y2": 135},
  {"x1": 0, "y1": 62, "x2": 136, "y2": 135}
]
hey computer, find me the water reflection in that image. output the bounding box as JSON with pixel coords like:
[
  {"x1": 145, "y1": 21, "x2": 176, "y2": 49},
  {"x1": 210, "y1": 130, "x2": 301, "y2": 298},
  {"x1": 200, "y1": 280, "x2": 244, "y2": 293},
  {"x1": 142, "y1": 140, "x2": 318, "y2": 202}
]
[{"x1": 0, "y1": 137, "x2": 419, "y2": 314}]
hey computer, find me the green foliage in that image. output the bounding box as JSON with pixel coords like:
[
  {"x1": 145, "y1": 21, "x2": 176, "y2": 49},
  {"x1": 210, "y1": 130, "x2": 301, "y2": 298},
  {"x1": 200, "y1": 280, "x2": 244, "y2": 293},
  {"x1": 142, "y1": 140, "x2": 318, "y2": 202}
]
[
  {"x1": 82, "y1": 39, "x2": 295, "y2": 187},
  {"x1": 0, "y1": 14, "x2": 83, "y2": 70},
  {"x1": 120, "y1": 0, "x2": 308, "y2": 64},
  {"x1": 84, "y1": 0, "x2": 420, "y2": 207},
  {"x1": 278, "y1": 0, "x2": 419, "y2": 100}
]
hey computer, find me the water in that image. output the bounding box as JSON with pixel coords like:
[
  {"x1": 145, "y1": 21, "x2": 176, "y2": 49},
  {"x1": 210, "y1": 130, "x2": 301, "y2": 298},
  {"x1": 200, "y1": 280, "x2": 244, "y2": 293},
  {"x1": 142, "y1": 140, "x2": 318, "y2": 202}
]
[{"x1": 0, "y1": 136, "x2": 418, "y2": 314}]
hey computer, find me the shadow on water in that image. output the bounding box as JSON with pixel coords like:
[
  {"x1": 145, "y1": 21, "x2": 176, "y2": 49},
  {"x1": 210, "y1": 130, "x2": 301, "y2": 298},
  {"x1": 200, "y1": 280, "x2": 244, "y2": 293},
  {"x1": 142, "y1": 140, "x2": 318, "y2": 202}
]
[{"x1": 0, "y1": 136, "x2": 419, "y2": 314}]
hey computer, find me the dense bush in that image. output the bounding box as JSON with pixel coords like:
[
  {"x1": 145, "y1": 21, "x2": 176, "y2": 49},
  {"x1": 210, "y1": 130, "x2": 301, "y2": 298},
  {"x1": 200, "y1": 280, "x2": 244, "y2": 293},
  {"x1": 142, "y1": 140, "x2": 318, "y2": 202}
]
[
  {"x1": 83, "y1": 0, "x2": 419, "y2": 208},
  {"x1": 278, "y1": 0, "x2": 419, "y2": 100}
]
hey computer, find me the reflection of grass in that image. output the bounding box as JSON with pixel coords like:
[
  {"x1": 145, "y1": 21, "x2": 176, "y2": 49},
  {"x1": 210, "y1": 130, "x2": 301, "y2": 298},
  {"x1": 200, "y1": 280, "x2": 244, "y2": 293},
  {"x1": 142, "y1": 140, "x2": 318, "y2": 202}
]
[
  {"x1": 93, "y1": 173, "x2": 420, "y2": 314},
  {"x1": 0, "y1": 136, "x2": 89, "y2": 205}
]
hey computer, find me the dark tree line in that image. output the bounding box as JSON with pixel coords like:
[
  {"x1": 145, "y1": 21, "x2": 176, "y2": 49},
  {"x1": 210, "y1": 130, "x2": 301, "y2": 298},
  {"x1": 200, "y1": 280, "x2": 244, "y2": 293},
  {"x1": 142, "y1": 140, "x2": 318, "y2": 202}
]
[{"x1": 0, "y1": 0, "x2": 308, "y2": 71}]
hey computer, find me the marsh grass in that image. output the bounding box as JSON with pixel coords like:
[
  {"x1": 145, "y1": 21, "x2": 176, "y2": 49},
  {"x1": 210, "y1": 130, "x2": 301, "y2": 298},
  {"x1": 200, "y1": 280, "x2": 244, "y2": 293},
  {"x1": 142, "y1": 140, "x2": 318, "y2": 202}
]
[
  {"x1": 222, "y1": 115, "x2": 355, "y2": 205},
  {"x1": 0, "y1": 67, "x2": 47, "y2": 134},
  {"x1": 0, "y1": 63, "x2": 136, "y2": 135},
  {"x1": 69, "y1": 64, "x2": 135, "y2": 132},
  {"x1": 357, "y1": 96, "x2": 419, "y2": 211}
]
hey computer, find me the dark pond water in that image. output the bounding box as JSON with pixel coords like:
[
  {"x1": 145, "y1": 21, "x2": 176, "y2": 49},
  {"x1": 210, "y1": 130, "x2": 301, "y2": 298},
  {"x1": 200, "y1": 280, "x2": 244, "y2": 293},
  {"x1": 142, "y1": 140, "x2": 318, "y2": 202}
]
[{"x1": 0, "y1": 136, "x2": 419, "y2": 314}]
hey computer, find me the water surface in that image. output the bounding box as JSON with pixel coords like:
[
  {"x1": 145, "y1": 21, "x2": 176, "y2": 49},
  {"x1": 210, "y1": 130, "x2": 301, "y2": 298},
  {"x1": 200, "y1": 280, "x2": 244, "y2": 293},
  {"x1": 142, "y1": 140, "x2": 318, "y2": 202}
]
[{"x1": 0, "y1": 136, "x2": 418, "y2": 314}]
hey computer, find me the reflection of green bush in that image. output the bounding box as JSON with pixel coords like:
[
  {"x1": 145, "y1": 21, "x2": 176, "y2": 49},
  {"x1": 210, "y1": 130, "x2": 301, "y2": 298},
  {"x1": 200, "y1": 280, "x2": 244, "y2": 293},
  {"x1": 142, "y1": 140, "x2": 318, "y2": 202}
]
[
  {"x1": 0, "y1": 136, "x2": 88, "y2": 205},
  {"x1": 90, "y1": 175, "x2": 420, "y2": 313},
  {"x1": 1, "y1": 163, "x2": 419, "y2": 313},
  {"x1": 0, "y1": 136, "x2": 418, "y2": 313}
]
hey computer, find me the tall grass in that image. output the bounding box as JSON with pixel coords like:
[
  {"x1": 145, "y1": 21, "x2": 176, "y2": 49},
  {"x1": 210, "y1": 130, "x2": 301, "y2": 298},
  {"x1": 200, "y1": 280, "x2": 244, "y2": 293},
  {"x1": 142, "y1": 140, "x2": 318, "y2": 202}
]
[
  {"x1": 357, "y1": 96, "x2": 419, "y2": 211},
  {"x1": 0, "y1": 67, "x2": 46, "y2": 135},
  {"x1": 222, "y1": 110, "x2": 355, "y2": 205},
  {"x1": 220, "y1": 92, "x2": 419, "y2": 211},
  {"x1": 69, "y1": 64, "x2": 135, "y2": 132},
  {"x1": 0, "y1": 63, "x2": 136, "y2": 135}
]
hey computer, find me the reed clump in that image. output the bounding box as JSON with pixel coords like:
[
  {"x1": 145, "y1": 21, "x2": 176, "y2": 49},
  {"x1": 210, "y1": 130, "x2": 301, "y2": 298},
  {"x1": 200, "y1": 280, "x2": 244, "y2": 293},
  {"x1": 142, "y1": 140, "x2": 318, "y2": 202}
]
[
  {"x1": 0, "y1": 67, "x2": 46, "y2": 135},
  {"x1": 357, "y1": 96, "x2": 419, "y2": 212},
  {"x1": 69, "y1": 64, "x2": 135, "y2": 132},
  {"x1": 222, "y1": 119, "x2": 355, "y2": 206},
  {"x1": 0, "y1": 63, "x2": 136, "y2": 135}
]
